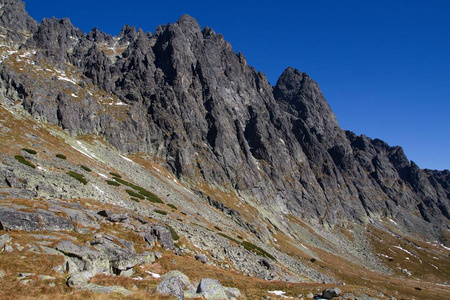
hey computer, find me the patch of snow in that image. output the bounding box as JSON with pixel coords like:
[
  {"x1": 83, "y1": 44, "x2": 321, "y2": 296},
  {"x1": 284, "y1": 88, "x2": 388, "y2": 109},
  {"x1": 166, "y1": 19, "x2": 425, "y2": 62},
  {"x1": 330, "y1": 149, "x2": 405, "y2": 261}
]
[
  {"x1": 71, "y1": 93, "x2": 78, "y2": 98},
  {"x1": 279, "y1": 138, "x2": 285, "y2": 145},
  {"x1": 268, "y1": 291, "x2": 286, "y2": 296},
  {"x1": 152, "y1": 166, "x2": 161, "y2": 173},
  {"x1": 71, "y1": 145, "x2": 95, "y2": 160},
  {"x1": 93, "y1": 185, "x2": 105, "y2": 194},
  {"x1": 132, "y1": 276, "x2": 143, "y2": 281},
  {"x1": 98, "y1": 172, "x2": 107, "y2": 179},
  {"x1": 57, "y1": 76, "x2": 77, "y2": 85},
  {"x1": 433, "y1": 256, "x2": 439, "y2": 260},
  {"x1": 431, "y1": 264, "x2": 439, "y2": 270},
  {"x1": 145, "y1": 271, "x2": 160, "y2": 278},
  {"x1": 440, "y1": 244, "x2": 450, "y2": 251},
  {"x1": 389, "y1": 218, "x2": 398, "y2": 225},
  {"x1": 378, "y1": 253, "x2": 393, "y2": 259},
  {"x1": 37, "y1": 166, "x2": 47, "y2": 172},
  {"x1": 393, "y1": 245, "x2": 415, "y2": 257},
  {"x1": 119, "y1": 154, "x2": 134, "y2": 163}
]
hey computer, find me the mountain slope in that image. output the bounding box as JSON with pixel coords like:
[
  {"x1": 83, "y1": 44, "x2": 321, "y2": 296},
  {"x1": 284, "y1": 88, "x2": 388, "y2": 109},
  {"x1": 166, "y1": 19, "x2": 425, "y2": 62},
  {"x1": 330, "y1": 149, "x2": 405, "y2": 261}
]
[{"x1": 0, "y1": 0, "x2": 449, "y2": 299}]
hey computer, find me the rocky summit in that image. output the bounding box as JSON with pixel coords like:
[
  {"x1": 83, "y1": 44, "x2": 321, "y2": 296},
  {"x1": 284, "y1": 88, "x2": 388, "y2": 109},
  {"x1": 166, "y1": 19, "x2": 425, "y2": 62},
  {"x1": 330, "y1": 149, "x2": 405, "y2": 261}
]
[{"x1": 0, "y1": 0, "x2": 449, "y2": 299}]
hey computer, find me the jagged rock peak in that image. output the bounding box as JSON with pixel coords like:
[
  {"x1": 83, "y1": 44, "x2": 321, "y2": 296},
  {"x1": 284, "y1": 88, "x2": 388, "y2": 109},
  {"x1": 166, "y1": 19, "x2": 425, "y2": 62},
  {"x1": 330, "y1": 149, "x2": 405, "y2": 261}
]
[{"x1": 0, "y1": 0, "x2": 38, "y2": 38}]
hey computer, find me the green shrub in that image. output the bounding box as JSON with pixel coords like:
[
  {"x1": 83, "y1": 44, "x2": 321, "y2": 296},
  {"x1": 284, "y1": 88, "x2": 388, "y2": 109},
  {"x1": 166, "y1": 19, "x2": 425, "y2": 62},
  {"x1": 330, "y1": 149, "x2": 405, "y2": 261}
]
[
  {"x1": 14, "y1": 155, "x2": 36, "y2": 168},
  {"x1": 67, "y1": 171, "x2": 87, "y2": 185},
  {"x1": 167, "y1": 225, "x2": 180, "y2": 241},
  {"x1": 180, "y1": 212, "x2": 187, "y2": 216},
  {"x1": 214, "y1": 226, "x2": 223, "y2": 232},
  {"x1": 218, "y1": 232, "x2": 239, "y2": 243},
  {"x1": 56, "y1": 154, "x2": 67, "y2": 159},
  {"x1": 113, "y1": 177, "x2": 164, "y2": 203},
  {"x1": 109, "y1": 172, "x2": 121, "y2": 178},
  {"x1": 22, "y1": 148, "x2": 37, "y2": 155},
  {"x1": 125, "y1": 189, "x2": 145, "y2": 199},
  {"x1": 106, "y1": 180, "x2": 120, "y2": 186},
  {"x1": 167, "y1": 203, "x2": 177, "y2": 210},
  {"x1": 237, "y1": 235, "x2": 243, "y2": 240},
  {"x1": 154, "y1": 209, "x2": 167, "y2": 216},
  {"x1": 130, "y1": 197, "x2": 140, "y2": 202},
  {"x1": 241, "y1": 241, "x2": 276, "y2": 260},
  {"x1": 80, "y1": 165, "x2": 92, "y2": 172}
]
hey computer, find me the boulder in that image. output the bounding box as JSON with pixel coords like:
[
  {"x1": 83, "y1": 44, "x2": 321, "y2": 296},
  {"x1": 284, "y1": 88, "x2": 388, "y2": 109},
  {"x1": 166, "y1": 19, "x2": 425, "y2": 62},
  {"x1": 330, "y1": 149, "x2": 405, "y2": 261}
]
[
  {"x1": 0, "y1": 233, "x2": 12, "y2": 249},
  {"x1": 67, "y1": 271, "x2": 94, "y2": 288},
  {"x1": 37, "y1": 210, "x2": 74, "y2": 231},
  {"x1": 322, "y1": 287, "x2": 341, "y2": 299},
  {"x1": 224, "y1": 287, "x2": 241, "y2": 299},
  {"x1": 195, "y1": 254, "x2": 208, "y2": 264},
  {"x1": 154, "y1": 276, "x2": 186, "y2": 300},
  {"x1": 56, "y1": 206, "x2": 100, "y2": 229},
  {"x1": 97, "y1": 210, "x2": 128, "y2": 222},
  {"x1": 0, "y1": 207, "x2": 40, "y2": 231},
  {"x1": 81, "y1": 283, "x2": 131, "y2": 295},
  {"x1": 55, "y1": 240, "x2": 110, "y2": 274},
  {"x1": 151, "y1": 224, "x2": 174, "y2": 249},
  {"x1": 197, "y1": 278, "x2": 228, "y2": 300}
]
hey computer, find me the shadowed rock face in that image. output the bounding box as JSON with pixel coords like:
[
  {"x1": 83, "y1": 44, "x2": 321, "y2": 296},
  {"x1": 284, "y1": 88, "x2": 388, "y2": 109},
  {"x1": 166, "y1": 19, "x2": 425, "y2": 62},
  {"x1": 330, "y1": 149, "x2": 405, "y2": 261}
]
[{"x1": 1, "y1": 0, "x2": 449, "y2": 241}]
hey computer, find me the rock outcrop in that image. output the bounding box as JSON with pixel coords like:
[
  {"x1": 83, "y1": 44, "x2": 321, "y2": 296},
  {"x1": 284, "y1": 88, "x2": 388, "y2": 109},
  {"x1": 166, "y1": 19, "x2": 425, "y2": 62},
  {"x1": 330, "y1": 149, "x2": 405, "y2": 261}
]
[{"x1": 0, "y1": 0, "x2": 448, "y2": 244}]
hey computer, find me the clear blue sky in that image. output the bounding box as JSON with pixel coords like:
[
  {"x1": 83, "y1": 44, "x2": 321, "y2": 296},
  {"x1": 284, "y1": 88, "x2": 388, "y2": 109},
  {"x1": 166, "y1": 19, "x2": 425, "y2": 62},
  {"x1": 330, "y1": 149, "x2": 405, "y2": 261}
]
[{"x1": 24, "y1": 0, "x2": 450, "y2": 170}]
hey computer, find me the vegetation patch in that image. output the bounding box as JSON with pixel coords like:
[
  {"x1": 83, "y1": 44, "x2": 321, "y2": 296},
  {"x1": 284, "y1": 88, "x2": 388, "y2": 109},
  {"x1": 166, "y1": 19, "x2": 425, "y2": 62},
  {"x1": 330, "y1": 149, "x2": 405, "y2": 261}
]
[
  {"x1": 67, "y1": 171, "x2": 87, "y2": 185},
  {"x1": 214, "y1": 226, "x2": 223, "y2": 231},
  {"x1": 80, "y1": 165, "x2": 92, "y2": 172},
  {"x1": 109, "y1": 172, "x2": 122, "y2": 178},
  {"x1": 56, "y1": 154, "x2": 67, "y2": 159},
  {"x1": 105, "y1": 180, "x2": 120, "y2": 186},
  {"x1": 22, "y1": 148, "x2": 37, "y2": 154},
  {"x1": 154, "y1": 209, "x2": 168, "y2": 215},
  {"x1": 125, "y1": 189, "x2": 145, "y2": 200},
  {"x1": 167, "y1": 203, "x2": 177, "y2": 210},
  {"x1": 113, "y1": 177, "x2": 163, "y2": 203},
  {"x1": 218, "y1": 232, "x2": 240, "y2": 244},
  {"x1": 240, "y1": 241, "x2": 276, "y2": 261},
  {"x1": 14, "y1": 155, "x2": 36, "y2": 168},
  {"x1": 130, "y1": 197, "x2": 140, "y2": 202},
  {"x1": 167, "y1": 225, "x2": 180, "y2": 241}
]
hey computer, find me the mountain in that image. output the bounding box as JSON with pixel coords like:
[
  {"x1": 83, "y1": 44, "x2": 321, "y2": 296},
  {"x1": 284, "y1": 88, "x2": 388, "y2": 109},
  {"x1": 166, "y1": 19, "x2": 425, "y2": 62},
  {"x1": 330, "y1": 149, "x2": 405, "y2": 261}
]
[{"x1": 0, "y1": 0, "x2": 449, "y2": 299}]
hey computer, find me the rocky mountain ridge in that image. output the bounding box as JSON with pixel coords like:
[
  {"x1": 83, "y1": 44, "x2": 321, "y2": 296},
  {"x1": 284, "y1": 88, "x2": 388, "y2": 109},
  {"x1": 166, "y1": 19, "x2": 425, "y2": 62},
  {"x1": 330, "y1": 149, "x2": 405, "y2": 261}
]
[{"x1": 0, "y1": 0, "x2": 449, "y2": 298}]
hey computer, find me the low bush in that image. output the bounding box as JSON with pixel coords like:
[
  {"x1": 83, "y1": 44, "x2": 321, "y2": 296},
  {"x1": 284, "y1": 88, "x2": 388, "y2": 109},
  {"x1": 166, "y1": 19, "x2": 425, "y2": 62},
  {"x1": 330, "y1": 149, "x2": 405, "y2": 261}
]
[
  {"x1": 113, "y1": 177, "x2": 164, "y2": 203},
  {"x1": 218, "y1": 232, "x2": 239, "y2": 244},
  {"x1": 167, "y1": 203, "x2": 177, "y2": 210},
  {"x1": 67, "y1": 171, "x2": 87, "y2": 185},
  {"x1": 240, "y1": 241, "x2": 276, "y2": 260},
  {"x1": 130, "y1": 197, "x2": 140, "y2": 202},
  {"x1": 14, "y1": 155, "x2": 36, "y2": 169},
  {"x1": 125, "y1": 189, "x2": 145, "y2": 200},
  {"x1": 167, "y1": 225, "x2": 180, "y2": 241},
  {"x1": 105, "y1": 180, "x2": 120, "y2": 186},
  {"x1": 80, "y1": 165, "x2": 92, "y2": 172},
  {"x1": 56, "y1": 154, "x2": 67, "y2": 159},
  {"x1": 22, "y1": 148, "x2": 37, "y2": 155},
  {"x1": 214, "y1": 226, "x2": 223, "y2": 232},
  {"x1": 109, "y1": 172, "x2": 121, "y2": 178},
  {"x1": 154, "y1": 209, "x2": 167, "y2": 215}
]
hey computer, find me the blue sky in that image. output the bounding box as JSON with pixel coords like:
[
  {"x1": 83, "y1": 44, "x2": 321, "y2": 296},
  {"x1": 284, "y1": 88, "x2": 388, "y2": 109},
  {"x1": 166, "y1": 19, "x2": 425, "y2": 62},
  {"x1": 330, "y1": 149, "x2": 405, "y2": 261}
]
[{"x1": 24, "y1": 0, "x2": 450, "y2": 170}]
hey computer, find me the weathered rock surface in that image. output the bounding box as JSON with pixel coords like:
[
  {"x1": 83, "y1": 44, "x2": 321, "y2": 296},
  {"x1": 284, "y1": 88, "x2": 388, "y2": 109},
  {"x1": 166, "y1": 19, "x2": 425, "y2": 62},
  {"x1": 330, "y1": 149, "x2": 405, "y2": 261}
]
[{"x1": 0, "y1": 0, "x2": 447, "y2": 244}]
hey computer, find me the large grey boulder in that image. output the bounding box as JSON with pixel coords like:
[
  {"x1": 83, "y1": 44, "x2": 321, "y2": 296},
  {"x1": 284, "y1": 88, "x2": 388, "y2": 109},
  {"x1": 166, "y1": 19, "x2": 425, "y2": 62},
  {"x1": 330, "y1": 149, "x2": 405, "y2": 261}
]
[
  {"x1": 67, "y1": 271, "x2": 94, "y2": 288},
  {"x1": 0, "y1": 207, "x2": 40, "y2": 231},
  {"x1": 55, "y1": 240, "x2": 110, "y2": 274},
  {"x1": 37, "y1": 210, "x2": 74, "y2": 231},
  {"x1": 151, "y1": 224, "x2": 175, "y2": 249},
  {"x1": 197, "y1": 278, "x2": 228, "y2": 300},
  {"x1": 322, "y1": 287, "x2": 341, "y2": 299},
  {"x1": 154, "y1": 276, "x2": 186, "y2": 300},
  {"x1": 56, "y1": 206, "x2": 100, "y2": 229}
]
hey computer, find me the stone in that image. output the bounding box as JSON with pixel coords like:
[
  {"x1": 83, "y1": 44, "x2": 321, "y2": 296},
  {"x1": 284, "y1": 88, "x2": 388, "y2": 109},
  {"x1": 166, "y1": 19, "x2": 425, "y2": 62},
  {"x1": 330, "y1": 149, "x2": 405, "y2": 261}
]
[
  {"x1": 151, "y1": 224, "x2": 174, "y2": 249},
  {"x1": 154, "y1": 276, "x2": 186, "y2": 300},
  {"x1": 37, "y1": 209, "x2": 74, "y2": 231},
  {"x1": 97, "y1": 210, "x2": 128, "y2": 223},
  {"x1": 56, "y1": 206, "x2": 100, "y2": 229},
  {"x1": 55, "y1": 240, "x2": 110, "y2": 274},
  {"x1": 224, "y1": 287, "x2": 241, "y2": 299},
  {"x1": 197, "y1": 278, "x2": 228, "y2": 300},
  {"x1": 81, "y1": 283, "x2": 131, "y2": 295},
  {"x1": 67, "y1": 271, "x2": 94, "y2": 287},
  {"x1": 258, "y1": 258, "x2": 274, "y2": 270},
  {"x1": 0, "y1": 233, "x2": 12, "y2": 249},
  {"x1": 161, "y1": 270, "x2": 191, "y2": 286},
  {"x1": 322, "y1": 287, "x2": 341, "y2": 299},
  {"x1": 195, "y1": 254, "x2": 208, "y2": 263},
  {"x1": 4, "y1": 244, "x2": 14, "y2": 252},
  {"x1": 307, "y1": 293, "x2": 315, "y2": 299},
  {"x1": 0, "y1": 207, "x2": 40, "y2": 231}
]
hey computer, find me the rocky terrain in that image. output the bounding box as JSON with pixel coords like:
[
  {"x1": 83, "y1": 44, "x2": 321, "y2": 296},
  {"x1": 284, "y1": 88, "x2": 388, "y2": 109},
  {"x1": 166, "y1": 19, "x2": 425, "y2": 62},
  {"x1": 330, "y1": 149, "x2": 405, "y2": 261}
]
[{"x1": 0, "y1": 0, "x2": 449, "y2": 299}]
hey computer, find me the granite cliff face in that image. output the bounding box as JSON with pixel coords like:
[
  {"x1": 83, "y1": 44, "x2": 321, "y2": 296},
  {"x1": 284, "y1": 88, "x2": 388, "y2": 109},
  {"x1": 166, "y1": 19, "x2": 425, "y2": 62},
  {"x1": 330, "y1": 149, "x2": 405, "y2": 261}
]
[{"x1": 1, "y1": 0, "x2": 449, "y2": 244}]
